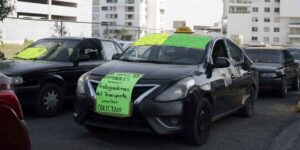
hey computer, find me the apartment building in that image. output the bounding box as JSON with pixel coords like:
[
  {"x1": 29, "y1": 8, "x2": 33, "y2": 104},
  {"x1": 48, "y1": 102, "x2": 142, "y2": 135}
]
[
  {"x1": 92, "y1": 0, "x2": 166, "y2": 40},
  {"x1": 223, "y1": 0, "x2": 300, "y2": 45},
  {"x1": 1, "y1": 0, "x2": 92, "y2": 43}
]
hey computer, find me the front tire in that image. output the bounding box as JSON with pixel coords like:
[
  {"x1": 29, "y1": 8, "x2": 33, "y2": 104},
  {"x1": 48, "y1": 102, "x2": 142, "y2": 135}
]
[
  {"x1": 292, "y1": 74, "x2": 300, "y2": 91},
  {"x1": 185, "y1": 97, "x2": 212, "y2": 146},
  {"x1": 34, "y1": 83, "x2": 64, "y2": 117},
  {"x1": 239, "y1": 87, "x2": 255, "y2": 117},
  {"x1": 278, "y1": 78, "x2": 288, "y2": 98}
]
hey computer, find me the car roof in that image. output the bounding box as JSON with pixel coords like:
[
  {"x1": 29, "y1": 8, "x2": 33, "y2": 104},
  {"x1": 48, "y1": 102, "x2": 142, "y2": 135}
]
[{"x1": 41, "y1": 37, "x2": 113, "y2": 41}]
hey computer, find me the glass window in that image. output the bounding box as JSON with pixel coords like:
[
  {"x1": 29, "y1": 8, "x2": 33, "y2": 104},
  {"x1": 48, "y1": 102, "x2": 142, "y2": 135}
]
[
  {"x1": 264, "y1": 7, "x2": 270, "y2": 12},
  {"x1": 274, "y1": 27, "x2": 280, "y2": 32},
  {"x1": 102, "y1": 41, "x2": 118, "y2": 60},
  {"x1": 264, "y1": 27, "x2": 270, "y2": 32},
  {"x1": 273, "y1": 37, "x2": 280, "y2": 43},
  {"x1": 252, "y1": 27, "x2": 258, "y2": 32},
  {"x1": 252, "y1": 37, "x2": 258, "y2": 41},
  {"x1": 253, "y1": 7, "x2": 259, "y2": 12},
  {"x1": 245, "y1": 50, "x2": 283, "y2": 63},
  {"x1": 264, "y1": 17, "x2": 270, "y2": 22},
  {"x1": 263, "y1": 37, "x2": 270, "y2": 42},
  {"x1": 252, "y1": 17, "x2": 258, "y2": 22},
  {"x1": 274, "y1": 8, "x2": 280, "y2": 13}
]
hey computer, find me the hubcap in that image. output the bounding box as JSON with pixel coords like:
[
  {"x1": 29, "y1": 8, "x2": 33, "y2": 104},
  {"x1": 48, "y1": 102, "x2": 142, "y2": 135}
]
[
  {"x1": 43, "y1": 90, "x2": 59, "y2": 110},
  {"x1": 197, "y1": 107, "x2": 209, "y2": 135}
]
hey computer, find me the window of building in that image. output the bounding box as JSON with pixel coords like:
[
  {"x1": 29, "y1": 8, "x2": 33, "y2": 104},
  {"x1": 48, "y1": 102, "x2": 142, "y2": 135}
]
[
  {"x1": 264, "y1": 7, "x2": 270, "y2": 12},
  {"x1": 253, "y1": 7, "x2": 259, "y2": 12},
  {"x1": 274, "y1": 27, "x2": 280, "y2": 32},
  {"x1": 102, "y1": 7, "x2": 108, "y2": 11},
  {"x1": 275, "y1": 0, "x2": 280, "y2": 2},
  {"x1": 92, "y1": 14, "x2": 100, "y2": 20},
  {"x1": 160, "y1": 9, "x2": 165, "y2": 15},
  {"x1": 126, "y1": 6, "x2": 134, "y2": 12},
  {"x1": 92, "y1": 7, "x2": 100, "y2": 13},
  {"x1": 263, "y1": 37, "x2": 270, "y2": 42},
  {"x1": 252, "y1": 17, "x2": 258, "y2": 22},
  {"x1": 106, "y1": 14, "x2": 118, "y2": 19},
  {"x1": 274, "y1": 8, "x2": 280, "y2": 13},
  {"x1": 264, "y1": 27, "x2": 270, "y2": 32},
  {"x1": 107, "y1": 0, "x2": 118, "y2": 3},
  {"x1": 252, "y1": 37, "x2": 258, "y2": 41},
  {"x1": 265, "y1": 0, "x2": 270, "y2": 2},
  {"x1": 126, "y1": 0, "x2": 134, "y2": 4},
  {"x1": 52, "y1": 0, "x2": 77, "y2": 7},
  {"x1": 126, "y1": 14, "x2": 134, "y2": 20},
  {"x1": 93, "y1": 0, "x2": 101, "y2": 5},
  {"x1": 273, "y1": 37, "x2": 280, "y2": 43},
  {"x1": 125, "y1": 22, "x2": 133, "y2": 26},
  {"x1": 264, "y1": 17, "x2": 270, "y2": 22},
  {"x1": 18, "y1": 0, "x2": 48, "y2": 4},
  {"x1": 252, "y1": 27, "x2": 258, "y2": 32}
]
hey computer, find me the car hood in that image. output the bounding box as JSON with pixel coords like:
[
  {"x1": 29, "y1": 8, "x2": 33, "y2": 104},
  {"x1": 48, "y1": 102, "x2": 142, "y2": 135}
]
[
  {"x1": 0, "y1": 60, "x2": 65, "y2": 76},
  {"x1": 90, "y1": 60, "x2": 198, "y2": 81},
  {"x1": 254, "y1": 62, "x2": 283, "y2": 72}
]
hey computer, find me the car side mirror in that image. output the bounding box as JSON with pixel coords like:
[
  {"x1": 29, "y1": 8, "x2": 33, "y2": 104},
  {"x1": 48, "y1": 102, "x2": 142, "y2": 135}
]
[
  {"x1": 285, "y1": 59, "x2": 294, "y2": 64},
  {"x1": 112, "y1": 53, "x2": 121, "y2": 60},
  {"x1": 214, "y1": 57, "x2": 230, "y2": 68}
]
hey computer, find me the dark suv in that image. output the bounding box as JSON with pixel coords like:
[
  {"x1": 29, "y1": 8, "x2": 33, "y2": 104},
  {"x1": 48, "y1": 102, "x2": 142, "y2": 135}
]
[
  {"x1": 245, "y1": 48, "x2": 299, "y2": 97},
  {"x1": 74, "y1": 33, "x2": 259, "y2": 146},
  {"x1": 0, "y1": 37, "x2": 123, "y2": 117}
]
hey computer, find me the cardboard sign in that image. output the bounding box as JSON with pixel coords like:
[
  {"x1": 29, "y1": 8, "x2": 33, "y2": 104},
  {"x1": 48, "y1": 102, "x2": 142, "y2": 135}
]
[
  {"x1": 16, "y1": 47, "x2": 47, "y2": 59},
  {"x1": 95, "y1": 72, "x2": 144, "y2": 117},
  {"x1": 163, "y1": 34, "x2": 211, "y2": 49}
]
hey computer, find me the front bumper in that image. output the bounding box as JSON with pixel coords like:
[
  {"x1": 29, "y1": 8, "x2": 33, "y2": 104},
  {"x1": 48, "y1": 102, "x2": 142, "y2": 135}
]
[
  {"x1": 259, "y1": 77, "x2": 282, "y2": 90},
  {"x1": 13, "y1": 85, "x2": 40, "y2": 106},
  {"x1": 74, "y1": 93, "x2": 185, "y2": 135}
]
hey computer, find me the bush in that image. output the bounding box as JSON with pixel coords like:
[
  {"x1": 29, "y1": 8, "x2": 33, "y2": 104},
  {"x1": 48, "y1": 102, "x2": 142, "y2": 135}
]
[{"x1": 0, "y1": 51, "x2": 5, "y2": 60}]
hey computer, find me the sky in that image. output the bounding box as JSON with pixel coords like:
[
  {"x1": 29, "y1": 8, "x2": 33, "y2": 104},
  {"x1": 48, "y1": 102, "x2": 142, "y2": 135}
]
[{"x1": 164, "y1": 0, "x2": 223, "y2": 30}]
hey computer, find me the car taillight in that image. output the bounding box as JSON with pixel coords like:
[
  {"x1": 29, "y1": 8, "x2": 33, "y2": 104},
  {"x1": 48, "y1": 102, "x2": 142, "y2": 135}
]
[{"x1": 0, "y1": 90, "x2": 24, "y2": 120}]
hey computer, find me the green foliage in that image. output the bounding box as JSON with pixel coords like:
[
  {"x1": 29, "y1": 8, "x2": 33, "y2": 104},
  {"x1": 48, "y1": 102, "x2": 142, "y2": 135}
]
[
  {"x1": 0, "y1": 0, "x2": 14, "y2": 21},
  {"x1": 117, "y1": 28, "x2": 133, "y2": 41},
  {"x1": 52, "y1": 21, "x2": 68, "y2": 37}
]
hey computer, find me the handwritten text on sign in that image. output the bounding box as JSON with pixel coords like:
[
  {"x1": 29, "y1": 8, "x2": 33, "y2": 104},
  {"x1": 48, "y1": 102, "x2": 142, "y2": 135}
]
[{"x1": 95, "y1": 72, "x2": 144, "y2": 117}]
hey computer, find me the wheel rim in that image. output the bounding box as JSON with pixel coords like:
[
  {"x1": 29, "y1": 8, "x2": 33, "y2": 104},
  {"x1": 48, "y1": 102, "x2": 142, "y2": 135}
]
[
  {"x1": 43, "y1": 89, "x2": 59, "y2": 111},
  {"x1": 197, "y1": 106, "x2": 210, "y2": 136}
]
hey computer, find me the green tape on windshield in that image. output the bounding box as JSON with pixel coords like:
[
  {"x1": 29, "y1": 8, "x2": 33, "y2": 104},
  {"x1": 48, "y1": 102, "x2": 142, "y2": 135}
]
[
  {"x1": 16, "y1": 47, "x2": 47, "y2": 59},
  {"x1": 134, "y1": 33, "x2": 169, "y2": 46},
  {"x1": 163, "y1": 34, "x2": 211, "y2": 49},
  {"x1": 95, "y1": 72, "x2": 144, "y2": 118}
]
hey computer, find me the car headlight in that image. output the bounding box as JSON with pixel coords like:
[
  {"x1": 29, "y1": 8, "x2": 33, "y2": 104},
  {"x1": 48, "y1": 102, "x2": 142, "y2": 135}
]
[
  {"x1": 77, "y1": 73, "x2": 88, "y2": 95},
  {"x1": 10, "y1": 76, "x2": 24, "y2": 85},
  {"x1": 260, "y1": 73, "x2": 277, "y2": 78},
  {"x1": 155, "y1": 77, "x2": 195, "y2": 102}
]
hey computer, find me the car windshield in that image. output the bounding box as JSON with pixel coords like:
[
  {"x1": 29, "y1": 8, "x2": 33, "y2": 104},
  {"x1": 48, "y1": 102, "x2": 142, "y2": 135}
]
[
  {"x1": 14, "y1": 39, "x2": 80, "y2": 62},
  {"x1": 118, "y1": 45, "x2": 205, "y2": 65},
  {"x1": 246, "y1": 50, "x2": 283, "y2": 63}
]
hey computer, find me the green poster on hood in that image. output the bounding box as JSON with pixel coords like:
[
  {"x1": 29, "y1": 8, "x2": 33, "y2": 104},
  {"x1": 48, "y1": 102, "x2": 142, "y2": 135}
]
[
  {"x1": 95, "y1": 72, "x2": 144, "y2": 117},
  {"x1": 16, "y1": 47, "x2": 47, "y2": 59}
]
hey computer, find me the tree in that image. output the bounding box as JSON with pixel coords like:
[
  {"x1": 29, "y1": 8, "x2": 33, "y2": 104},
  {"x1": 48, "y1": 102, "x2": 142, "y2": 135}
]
[
  {"x1": 52, "y1": 21, "x2": 68, "y2": 37},
  {"x1": 117, "y1": 28, "x2": 133, "y2": 41},
  {"x1": 0, "y1": 0, "x2": 14, "y2": 44}
]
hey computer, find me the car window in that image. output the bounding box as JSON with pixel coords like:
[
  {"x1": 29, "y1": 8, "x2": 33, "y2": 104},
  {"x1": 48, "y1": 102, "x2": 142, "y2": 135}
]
[
  {"x1": 245, "y1": 50, "x2": 283, "y2": 63},
  {"x1": 102, "y1": 41, "x2": 118, "y2": 60},
  {"x1": 226, "y1": 40, "x2": 244, "y2": 63},
  {"x1": 79, "y1": 39, "x2": 102, "y2": 61},
  {"x1": 212, "y1": 40, "x2": 229, "y2": 64},
  {"x1": 289, "y1": 51, "x2": 300, "y2": 60}
]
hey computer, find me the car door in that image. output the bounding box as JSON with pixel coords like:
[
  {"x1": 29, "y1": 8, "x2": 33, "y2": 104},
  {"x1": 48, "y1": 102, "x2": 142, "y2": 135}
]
[
  {"x1": 209, "y1": 39, "x2": 236, "y2": 115},
  {"x1": 224, "y1": 39, "x2": 249, "y2": 110}
]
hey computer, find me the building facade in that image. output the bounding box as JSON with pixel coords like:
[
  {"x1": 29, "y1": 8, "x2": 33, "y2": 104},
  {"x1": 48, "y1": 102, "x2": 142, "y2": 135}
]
[
  {"x1": 223, "y1": 0, "x2": 300, "y2": 45},
  {"x1": 0, "y1": 0, "x2": 92, "y2": 43},
  {"x1": 92, "y1": 0, "x2": 166, "y2": 40}
]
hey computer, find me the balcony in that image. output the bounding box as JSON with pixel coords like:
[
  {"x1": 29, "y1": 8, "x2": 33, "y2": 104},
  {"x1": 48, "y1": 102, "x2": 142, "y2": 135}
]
[{"x1": 229, "y1": 0, "x2": 251, "y2": 7}]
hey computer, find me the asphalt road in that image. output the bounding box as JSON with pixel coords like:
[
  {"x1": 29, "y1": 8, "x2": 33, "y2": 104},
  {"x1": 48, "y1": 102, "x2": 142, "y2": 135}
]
[{"x1": 24, "y1": 92, "x2": 300, "y2": 150}]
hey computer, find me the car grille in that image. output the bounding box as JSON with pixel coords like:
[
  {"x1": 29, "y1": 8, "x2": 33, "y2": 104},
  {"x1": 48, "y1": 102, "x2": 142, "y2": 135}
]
[{"x1": 87, "y1": 80, "x2": 159, "y2": 103}]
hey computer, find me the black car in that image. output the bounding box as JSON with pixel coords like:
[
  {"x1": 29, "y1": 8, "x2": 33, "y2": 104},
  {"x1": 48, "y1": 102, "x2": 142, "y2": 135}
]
[
  {"x1": 245, "y1": 48, "x2": 299, "y2": 97},
  {"x1": 0, "y1": 37, "x2": 123, "y2": 117},
  {"x1": 74, "y1": 32, "x2": 259, "y2": 146}
]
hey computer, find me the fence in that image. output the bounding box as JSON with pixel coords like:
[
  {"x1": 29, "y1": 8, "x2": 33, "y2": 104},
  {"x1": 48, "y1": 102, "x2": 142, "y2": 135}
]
[{"x1": 0, "y1": 17, "x2": 163, "y2": 44}]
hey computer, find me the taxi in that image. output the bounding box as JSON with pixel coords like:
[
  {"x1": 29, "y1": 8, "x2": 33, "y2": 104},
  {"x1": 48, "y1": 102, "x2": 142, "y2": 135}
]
[{"x1": 74, "y1": 27, "x2": 259, "y2": 146}]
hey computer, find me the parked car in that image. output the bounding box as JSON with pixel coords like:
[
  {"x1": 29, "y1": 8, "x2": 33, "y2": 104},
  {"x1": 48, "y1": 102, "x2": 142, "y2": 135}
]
[
  {"x1": 0, "y1": 37, "x2": 124, "y2": 117},
  {"x1": 245, "y1": 47, "x2": 299, "y2": 97},
  {"x1": 0, "y1": 73, "x2": 31, "y2": 150},
  {"x1": 74, "y1": 31, "x2": 259, "y2": 146}
]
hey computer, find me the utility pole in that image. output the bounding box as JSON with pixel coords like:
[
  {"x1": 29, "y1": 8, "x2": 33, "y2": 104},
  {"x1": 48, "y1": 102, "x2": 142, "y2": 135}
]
[{"x1": 60, "y1": 20, "x2": 63, "y2": 37}]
